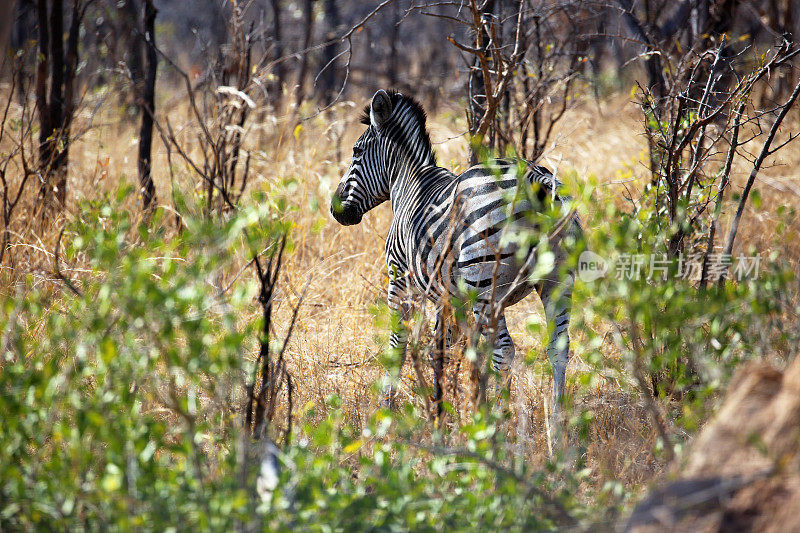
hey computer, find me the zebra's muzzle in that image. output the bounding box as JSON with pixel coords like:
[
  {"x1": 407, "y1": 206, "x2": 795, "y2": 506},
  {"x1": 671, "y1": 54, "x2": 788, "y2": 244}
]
[{"x1": 330, "y1": 194, "x2": 363, "y2": 226}]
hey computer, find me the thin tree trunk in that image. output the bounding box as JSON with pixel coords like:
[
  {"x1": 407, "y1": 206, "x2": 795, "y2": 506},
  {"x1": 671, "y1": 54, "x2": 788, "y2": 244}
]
[
  {"x1": 269, "y1": 0, "x2": 284, "y2": 108},
  {"x1": 388, "y1": 0, "x2": 401, "y2": 86},
  {"x1": 468, "y1": 0, "x2": 495, "y2": 165},
  {"x1": 294, "y1": 0, "x2": 314, "y2": 110},
  {"x1": 138, "y1": 0, "x2": 157, "y2": 212},
  {"x1": 60, "y1": 0, "x2": 79, "y2": 171},
  {"x1": 12, "y1": 0, "x2": 36, "y2": 105},
  {"x1": 47, "y1": 0, "x2": 65, "y2": 155},
  {"x1": 319, "y1": 0, "x2": 341, "y2": 102},
  {"x1": 122, "y1": 0, "x2": 144, "y2": 110},
  {"x1": 616, "y1": 0, "x2": 666, "y2": 98},
  {"x1": 35, "y1": 0, "x2": 81, "y2": 210},
  {"x1": 770, "y1": 0, "x2": 796, "y2": 98},
  {"x1": 35, "y1": 0, "x2": 55, "y2": 206},
  {"x1": 0, "y1": 1, "x2": 17, "y2": 62}
]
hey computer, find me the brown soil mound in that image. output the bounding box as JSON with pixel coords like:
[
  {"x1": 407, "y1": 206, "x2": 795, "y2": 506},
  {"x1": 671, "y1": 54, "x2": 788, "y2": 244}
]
[{"x1": 624, "y1": 356, "x2": 800, "y2": 532}]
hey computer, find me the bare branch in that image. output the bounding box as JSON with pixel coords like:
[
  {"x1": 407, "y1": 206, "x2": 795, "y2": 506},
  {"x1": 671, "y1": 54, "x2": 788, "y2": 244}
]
[
  {"x1": 719, "y1": 77, "x2": 800, "y2": 283},
  {"x1": 53, "y1": 226, "x2": 82, "y2": 297}
]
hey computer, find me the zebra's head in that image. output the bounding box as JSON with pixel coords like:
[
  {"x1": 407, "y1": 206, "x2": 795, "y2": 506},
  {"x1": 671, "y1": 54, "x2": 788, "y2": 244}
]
[{"x1": 331, "y1": 89, "x2": 434, "y2": 226}]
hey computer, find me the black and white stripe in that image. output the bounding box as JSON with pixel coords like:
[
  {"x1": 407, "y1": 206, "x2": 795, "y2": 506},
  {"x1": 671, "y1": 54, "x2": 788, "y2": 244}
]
[{"x1": 331, "y1": 90, "x2": 580, "y2": 410}]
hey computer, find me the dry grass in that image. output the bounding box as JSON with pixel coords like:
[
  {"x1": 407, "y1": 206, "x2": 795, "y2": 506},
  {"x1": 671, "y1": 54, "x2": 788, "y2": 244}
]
[{"x1": 2, "y1": 82, "x2": 800, "y2": 503}]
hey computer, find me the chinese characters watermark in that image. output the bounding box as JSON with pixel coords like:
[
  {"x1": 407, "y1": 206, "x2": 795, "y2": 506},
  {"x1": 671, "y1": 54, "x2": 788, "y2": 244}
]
[{"x1": 578, "y1": 251, "x2": 761, "y2": 283}]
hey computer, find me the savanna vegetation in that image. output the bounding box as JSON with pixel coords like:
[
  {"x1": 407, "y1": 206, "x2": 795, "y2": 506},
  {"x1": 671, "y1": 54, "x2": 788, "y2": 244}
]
[{"x1": 1, "y1": 0, "x2": 800, "y2": 530}]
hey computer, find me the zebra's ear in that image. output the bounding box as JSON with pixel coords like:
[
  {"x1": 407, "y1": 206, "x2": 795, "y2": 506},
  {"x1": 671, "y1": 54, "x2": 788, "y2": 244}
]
[{"x1": 370, "y1": 90, "x2": 393, "y2": 129}]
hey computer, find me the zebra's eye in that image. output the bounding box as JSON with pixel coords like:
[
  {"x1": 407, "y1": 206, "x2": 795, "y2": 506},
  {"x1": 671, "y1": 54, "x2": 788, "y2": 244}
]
[{"x1": 353, "y1": 146, "x2": 364, "y2": 157}]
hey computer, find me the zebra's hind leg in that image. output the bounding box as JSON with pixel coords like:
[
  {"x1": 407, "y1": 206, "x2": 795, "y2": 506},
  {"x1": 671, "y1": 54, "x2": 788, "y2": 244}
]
[
  {"x1": 537, "y1": 274, "x2": 574, "y2": 410},
  {"x1": 491, "y1": 315, "x2": 515, "y2": 404}
]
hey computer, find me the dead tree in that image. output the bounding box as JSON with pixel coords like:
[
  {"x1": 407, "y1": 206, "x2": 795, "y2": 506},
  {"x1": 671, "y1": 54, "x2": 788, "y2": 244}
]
[
  {"x1": 433, "y1": 0, "x2": 583, "y2": 163},
  {"x1": 34, "y1": 0, "x2": 85, "y2": 210},
  {"x1": 766, "y1": 0, "x2": 797, "y2": 99},
  {"x1": 137, "y1": 0, "x2": 157, "y2": 211},
  {"x1": 616, "y1": 0, "x2": 668, "y2": 98},
  {"x1": 245, "y1": 237, "x2": 297, "y2": 442}
]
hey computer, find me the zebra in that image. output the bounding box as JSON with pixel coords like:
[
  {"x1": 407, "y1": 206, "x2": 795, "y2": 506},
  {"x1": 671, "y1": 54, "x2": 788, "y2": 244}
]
[{"x1": 331, "y1": 89, "x2": 581, "y2": 413}]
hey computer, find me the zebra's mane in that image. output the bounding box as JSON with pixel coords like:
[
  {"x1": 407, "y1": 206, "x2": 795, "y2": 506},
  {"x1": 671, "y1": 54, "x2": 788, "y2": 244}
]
[{"x1": 360, "y1": 90, "x2": 435, "y2": 164}]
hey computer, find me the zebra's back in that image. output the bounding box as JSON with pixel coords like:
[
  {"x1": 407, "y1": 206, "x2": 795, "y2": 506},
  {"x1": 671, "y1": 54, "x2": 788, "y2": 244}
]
[{"x1": 400, "y1": 159, "x2": 574, "y2": 306}]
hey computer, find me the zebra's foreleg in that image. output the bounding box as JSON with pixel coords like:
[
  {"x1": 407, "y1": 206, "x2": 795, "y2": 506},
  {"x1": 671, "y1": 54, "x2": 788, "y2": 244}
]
[
  {"x1": 538, "y1": 274, "x2": 574, "y2": 408},
  {"x1": 380, "y1": 317, "x2": 410, "y2": 408}
]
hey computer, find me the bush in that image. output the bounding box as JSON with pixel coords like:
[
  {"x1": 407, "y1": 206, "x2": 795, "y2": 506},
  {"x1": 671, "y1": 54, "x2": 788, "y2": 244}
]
[
  {"x1": 0, "y1": 190, "x2": 274, "y2": 528},
  {"x1": 0, "y1": 189, "x2": 585, "y2": 530}
]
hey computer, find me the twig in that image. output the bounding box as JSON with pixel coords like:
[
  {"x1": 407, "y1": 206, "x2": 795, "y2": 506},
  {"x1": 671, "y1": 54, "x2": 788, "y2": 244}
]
[{"x1": 53, "y1": 226, "x2": 82, "y2": 297}]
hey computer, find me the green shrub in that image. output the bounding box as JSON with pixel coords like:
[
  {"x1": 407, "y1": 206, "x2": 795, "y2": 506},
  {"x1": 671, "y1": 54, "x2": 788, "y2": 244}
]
[
  {"x1": 570, "y1": 175, "x2": 797, "y2": 442},
  {"x1": 0, "y1": 190, "x2": 278, "y2": 529},
  {"x1": 0, "y1": 190, "x2": 585, "y2": 531}
]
